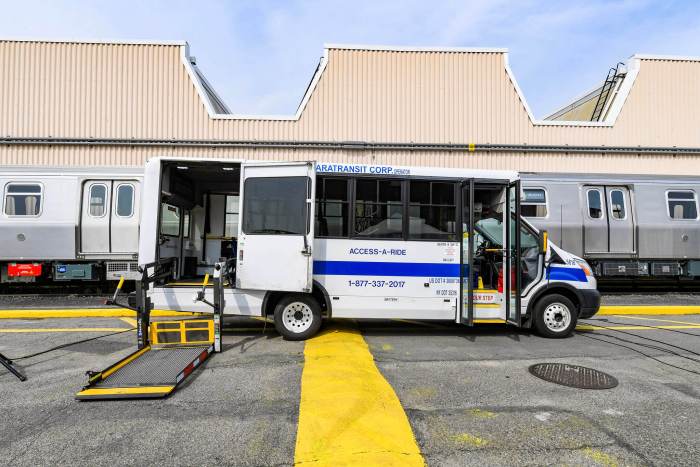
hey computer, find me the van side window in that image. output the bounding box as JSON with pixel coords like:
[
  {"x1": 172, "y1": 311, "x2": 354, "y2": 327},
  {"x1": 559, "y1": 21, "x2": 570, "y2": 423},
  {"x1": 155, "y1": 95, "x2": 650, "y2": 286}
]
[
  {"x1": 224, "y1": 195, "x2": 239, "y2": 237},
  {"x1": 354, "y1": 178, "x2": 403, "y2": 238},
  {"x1": 4, "y1": 183, "x2": 42, "y2": 216},
  {"x1": 89, "y1": 184, "x2": 107, "y2": 217},
  {"x1": 116, "y1": 184, "x2": 134, "y2": 217},
  {"x1": 242, "y1": 177, "x2": 308, "y2": 235},
  {"x1": 316, "y1": 177, "x2": 349, "y2": 237},
  {"x1": 161, "y1": 203, "x2": 181, "y2": 236},
  {"x1": 609, "y1": 189, "x2": 626, "y2": 219},
  {"x1": 521, "y1": 188, "x2": 547, "y2": 218},
  {"x1": 587, "y1": 189, "x2": 603, "y2": 219},
  {"x1": 408, "y1": 181, "x2": 457, "y2": 240},
  {"x1": 667, "y1": 191, "x2": 698, "y2": 220}
]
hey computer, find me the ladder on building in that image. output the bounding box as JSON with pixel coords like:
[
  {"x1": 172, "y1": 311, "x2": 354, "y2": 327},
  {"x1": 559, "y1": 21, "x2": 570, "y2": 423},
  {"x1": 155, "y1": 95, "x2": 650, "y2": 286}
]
[
  {"x1": 76, "y1": 262, "x2": 226, "y2": 400},
  {"x1": 591, "y1": 62, "x2": 625, "y2": 122}
]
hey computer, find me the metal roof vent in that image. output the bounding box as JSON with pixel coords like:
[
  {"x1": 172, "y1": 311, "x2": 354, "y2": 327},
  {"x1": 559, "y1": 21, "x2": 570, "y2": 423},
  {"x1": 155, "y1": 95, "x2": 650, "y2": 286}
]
[{"x1": 190, "y1": 56, "x2": 197, "y2": 65}]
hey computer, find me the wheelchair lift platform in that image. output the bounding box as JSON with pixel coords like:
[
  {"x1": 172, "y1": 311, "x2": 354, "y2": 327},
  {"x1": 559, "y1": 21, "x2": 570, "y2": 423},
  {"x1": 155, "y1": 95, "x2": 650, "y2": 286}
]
[{"x1": 76, "y1": 265, "x2": 224, "y2": 401}]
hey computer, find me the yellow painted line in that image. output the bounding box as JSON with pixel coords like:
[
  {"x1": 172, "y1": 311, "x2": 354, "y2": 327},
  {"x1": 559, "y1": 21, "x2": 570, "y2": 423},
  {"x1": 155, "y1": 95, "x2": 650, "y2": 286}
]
[
  {"x1": 0, "y1": 327, "x2": 132, "y2": 333},
  {"x1": 577, "y1": 324, "x2": 700, "y2": 331},
  {"x1": 0, "y1": 308, "x2": 201, "y2": 319},
  {"x1": 76, "y1": 385, "x2": 174, "y2": 397},
  {"x1": 613, "y1": 315, "x2": 700, "y2": 326},
  {"x1": 473, "y1": 318, "x2": 505, "y2": 324},
  {"x1": 120, "y1": 317, "x2": 138, "y2": 327},
  {"x1": 295, "y1": 326, "x2": 424, "y2": 466},
  {"x1": 598, "y1": 305, "x2": 700, "y2": 315}
]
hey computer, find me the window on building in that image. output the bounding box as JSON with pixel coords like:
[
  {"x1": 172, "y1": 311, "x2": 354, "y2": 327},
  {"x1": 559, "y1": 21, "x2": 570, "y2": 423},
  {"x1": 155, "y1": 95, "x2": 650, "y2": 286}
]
[
  {"x1": 316, "y1": 177, "x2": 349, "y2": 237},
  {"x1": 408, "y1": 181, "x2": 457, "y2": 240},
  {"x1": 521, "y1": 188, "x2": 548, "y2": 218},
  {"x1": 115, "y1": 184, "x2": 134, "y2": 217},
  {"x1": 587, "y1": 189, "x2": 603, "y2": 219},
  {"x1": 4, "y1": 183, "x2": 42, "y2": 216},
  {"x1": 609, "y1": 189, "x2": 626, "y2": 220},
  {"x1": 224, "y1": 195, "x2": 239, "y2": 237},
  {"x1": 354, "y1": 178, "x2": 403, "y2": 238},
  {"x1": 88, "y1": 184, "x2": 107, "y2": 217},
  {"x1": 161, "y1": 203, "x2": 181, "y2": 236},
  {"x1": 667, "y1": 191, "x2": 698, "y2": 220},
  {"x1": 242, "y1": 177, "x2": 308, "y2": 235}
]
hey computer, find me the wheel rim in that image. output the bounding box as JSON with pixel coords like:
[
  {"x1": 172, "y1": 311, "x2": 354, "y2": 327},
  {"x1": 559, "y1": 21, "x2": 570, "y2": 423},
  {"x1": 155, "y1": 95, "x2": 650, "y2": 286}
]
[
  {"x1": 543, "y1": 302, "x2": 571, "y2": 332},
  {"x1": 282, "y1": 302, "x2": 313, "y2": 333}
]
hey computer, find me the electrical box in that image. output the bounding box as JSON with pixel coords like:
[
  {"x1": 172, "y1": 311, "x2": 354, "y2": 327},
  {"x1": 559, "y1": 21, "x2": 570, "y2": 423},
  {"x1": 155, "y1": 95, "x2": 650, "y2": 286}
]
[{"x1": 54, "y1": 263, "x2": 96, "y2": 281}]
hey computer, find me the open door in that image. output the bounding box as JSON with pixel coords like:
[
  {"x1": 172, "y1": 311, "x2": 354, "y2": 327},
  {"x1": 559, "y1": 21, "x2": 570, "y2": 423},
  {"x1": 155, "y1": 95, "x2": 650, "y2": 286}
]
[
  {"x1": 460, "y1": 180, "x2": 474, "y2": 325},
  {"x1": 236, "y1": 162, "x2": 315, "y2": 292},
  {"x1": 505, "y1": 180, "x2": 521, "y2": 326}
]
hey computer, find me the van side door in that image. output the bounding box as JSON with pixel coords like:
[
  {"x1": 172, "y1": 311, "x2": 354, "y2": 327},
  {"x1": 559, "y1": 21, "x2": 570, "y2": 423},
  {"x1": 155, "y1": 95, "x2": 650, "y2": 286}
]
[{"x1": 236, "y1": 162, "x2": 315, "y2": 292}]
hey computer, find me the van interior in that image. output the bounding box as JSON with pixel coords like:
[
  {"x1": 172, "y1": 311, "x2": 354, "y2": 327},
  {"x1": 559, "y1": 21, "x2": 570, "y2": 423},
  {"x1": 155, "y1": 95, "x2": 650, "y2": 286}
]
[{"x1": 158, "y1": 161, "x2": 241, "y2": 284}]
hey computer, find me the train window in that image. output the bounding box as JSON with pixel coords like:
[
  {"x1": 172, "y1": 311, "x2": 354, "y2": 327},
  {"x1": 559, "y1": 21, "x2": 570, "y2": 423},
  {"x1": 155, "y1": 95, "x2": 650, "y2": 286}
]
[
  {"x1": 354, "y1": 178, "x2": 403, "y2": 238},
  {"x1": 408, "y1": 181, "x2": 457, "y2": 240},
  {"x1": 161, "y1": 203, "x2": 181, "y2": 237},
  {"x1": 667, "y1": 191, "x2": 698, "y2": 220},
  {"x1": 4, "y1": 183, "x2": 42, "y2": 216},
  {"x1": 587, "y1": 189, "x2": 603, "y2": 219},
  {"x1": 224, "y1": 195, "x2": 239, "y2": 237},
  {"x1": 316, "y1": 177, "x2": 349, "y2": 237},
  {"x1": 115, "y1": 184, "x2": 134, "y2": 217},
  {"x1": 609, "y1": 189, "x2": 626, "y2": 220},
  {"x1": 88, "y1": 184, "x2": 107, "y2": 217},
  {"x1": 521, "y1": 188, "x2": 548, "y2": 218}
]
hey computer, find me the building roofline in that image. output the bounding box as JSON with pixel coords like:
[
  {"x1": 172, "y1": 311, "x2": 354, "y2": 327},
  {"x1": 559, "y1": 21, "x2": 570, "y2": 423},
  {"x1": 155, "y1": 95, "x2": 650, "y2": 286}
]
[
  {"x1": 324, "y1": 43, "x2": 508, "y2": 53},
  {"x1": 0, "y1": 36, "x2": 186, "y2": 46},
  {"x1": 632, "y1": 53, "x2": 700, "y2": 62}
]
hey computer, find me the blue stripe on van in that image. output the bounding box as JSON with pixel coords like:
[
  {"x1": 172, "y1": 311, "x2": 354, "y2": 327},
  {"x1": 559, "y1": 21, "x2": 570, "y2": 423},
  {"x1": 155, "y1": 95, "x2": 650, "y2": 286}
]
[
  {"x1": 313, "y1": 260, "x2": 460, "y2": 277},
  {"x1": 547, "y1": 266, "x2": 587, "y2": 282}
]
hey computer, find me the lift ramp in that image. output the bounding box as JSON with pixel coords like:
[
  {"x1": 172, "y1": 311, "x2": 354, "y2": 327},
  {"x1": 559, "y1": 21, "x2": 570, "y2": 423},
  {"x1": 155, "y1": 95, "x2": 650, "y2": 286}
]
[{"x1": 76, "y1": 319, "x2": 214, "y2": 400}]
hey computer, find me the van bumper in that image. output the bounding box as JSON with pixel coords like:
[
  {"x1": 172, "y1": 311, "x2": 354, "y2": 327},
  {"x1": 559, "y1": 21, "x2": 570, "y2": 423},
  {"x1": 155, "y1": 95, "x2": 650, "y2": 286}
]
[{"x1": 578, "y1": 289, "x2": 601, "y2": 318}]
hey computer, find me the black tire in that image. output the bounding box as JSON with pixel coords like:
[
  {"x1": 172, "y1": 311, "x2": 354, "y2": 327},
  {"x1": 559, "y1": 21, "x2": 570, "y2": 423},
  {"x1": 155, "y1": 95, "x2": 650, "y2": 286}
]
[
  {"x1": 533, "y1": 294, "x2": 578, "y2": 338},
  {"x1": 273, "y1": 294, "x2": 322, "y2": 341}
]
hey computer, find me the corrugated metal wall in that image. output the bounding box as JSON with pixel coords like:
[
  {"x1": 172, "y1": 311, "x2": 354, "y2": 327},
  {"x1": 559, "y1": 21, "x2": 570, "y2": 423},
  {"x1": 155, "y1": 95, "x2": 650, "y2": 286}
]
[{"x1": 1, "y1": 40, "x2": 699, "y2": 173}]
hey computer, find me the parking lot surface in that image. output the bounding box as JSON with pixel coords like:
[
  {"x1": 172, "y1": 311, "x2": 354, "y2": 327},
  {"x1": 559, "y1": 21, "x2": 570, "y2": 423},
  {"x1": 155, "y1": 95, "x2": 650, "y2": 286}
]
[{"x1": 1, "y1": 311, "x2": 699, "y2": 466}]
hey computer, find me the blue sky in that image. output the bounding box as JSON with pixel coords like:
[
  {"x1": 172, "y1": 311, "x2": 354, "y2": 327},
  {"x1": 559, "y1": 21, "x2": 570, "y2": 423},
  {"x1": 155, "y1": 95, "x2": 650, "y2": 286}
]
[{"x1": 3, "y1": 0, "x2": 699, "y2": 117}]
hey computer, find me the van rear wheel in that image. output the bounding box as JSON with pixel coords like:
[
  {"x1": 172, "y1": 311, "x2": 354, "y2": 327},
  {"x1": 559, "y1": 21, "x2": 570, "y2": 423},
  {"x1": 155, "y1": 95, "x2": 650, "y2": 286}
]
[
  {"x1": 533, "y1": 294, "x2": 578, "y2": 338},
  {"x1": 273, "y1": 294, "x2": 322, "y2": 341}
]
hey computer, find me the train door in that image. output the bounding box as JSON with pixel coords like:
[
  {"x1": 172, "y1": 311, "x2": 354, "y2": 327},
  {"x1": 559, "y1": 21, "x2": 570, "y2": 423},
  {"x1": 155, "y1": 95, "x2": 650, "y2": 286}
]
[
  {"x1": 81, "y1": 181, "x2": 111, "y2": 253},
  {"x1": 81, "y1": 180, "x2": 140, "y2": 254},
  {"x1": 111, "y1": 182, "x2": 140, "y2": 253},
  {"x1": 236, "y1": 162, "x2": 315, "y2": 292},
  {"x1": 583, "y1": 185, "x2": 634, "y2": 254}
]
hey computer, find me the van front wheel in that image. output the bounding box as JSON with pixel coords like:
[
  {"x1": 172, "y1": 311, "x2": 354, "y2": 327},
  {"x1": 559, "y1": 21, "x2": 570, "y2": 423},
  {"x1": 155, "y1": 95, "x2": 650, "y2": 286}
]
[
  {"x1": 533, "y1": 294, "x2": 578, "y2": 338},
  {"x1": 273, "y1": 294, "x2": 322, "y2": 341}
]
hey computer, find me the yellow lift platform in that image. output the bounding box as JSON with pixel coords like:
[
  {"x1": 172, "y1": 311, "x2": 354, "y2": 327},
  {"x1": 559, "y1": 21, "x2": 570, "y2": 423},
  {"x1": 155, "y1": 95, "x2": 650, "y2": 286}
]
[{"x1": 76, "y1": 263, "x2": 225, "y2": 401}]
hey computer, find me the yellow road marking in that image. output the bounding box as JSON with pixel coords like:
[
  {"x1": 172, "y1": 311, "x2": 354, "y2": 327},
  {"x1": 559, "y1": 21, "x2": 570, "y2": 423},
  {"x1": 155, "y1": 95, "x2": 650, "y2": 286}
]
[
  {"x1": 0, "y1": 309, "x2": 201, "y2": 319},
  {"x1": 120, "y1": 317, "x2": 138, "y2": 327},
  {"x1": 295, "y1": 325, "x2": 424, "y2": 466},
  {"x1": 598, "y1": 305, "x2": 700, "y2": 315},
  {"x1": 0, "y1": 327, "x2": 132, "y2": 333},
  {"x1": 576, "y1": 324, "x2": 700, "y2": 331},
  {"x1": 612, "y1": 315, "x2": 700, "y2": 326}
]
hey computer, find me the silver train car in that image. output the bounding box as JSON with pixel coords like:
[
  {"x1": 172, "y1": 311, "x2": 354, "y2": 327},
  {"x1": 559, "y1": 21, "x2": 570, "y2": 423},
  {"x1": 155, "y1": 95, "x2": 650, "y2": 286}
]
[
  {"x1": 521, "y1": 173, "x2": 700, "y2": 283},
  {"x1": 0, "y1": 167, "x2": 143, "y2": 285}
]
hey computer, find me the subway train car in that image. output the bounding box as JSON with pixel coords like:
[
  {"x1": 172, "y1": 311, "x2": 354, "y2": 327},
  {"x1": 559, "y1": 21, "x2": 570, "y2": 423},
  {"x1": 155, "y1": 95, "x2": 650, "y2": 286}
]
[
  {"x1": 0, "y1": 166, "x2": 143, "y2": 285},
  {"x1": 521, "y1": 173, "x2": 700, "y2": 283}
]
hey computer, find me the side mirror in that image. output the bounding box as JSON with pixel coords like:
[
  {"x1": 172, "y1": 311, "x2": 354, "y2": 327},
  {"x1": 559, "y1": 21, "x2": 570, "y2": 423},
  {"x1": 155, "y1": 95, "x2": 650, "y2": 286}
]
[{"x1": 539, "y1": 230, "x2": 549, "y2": 254}]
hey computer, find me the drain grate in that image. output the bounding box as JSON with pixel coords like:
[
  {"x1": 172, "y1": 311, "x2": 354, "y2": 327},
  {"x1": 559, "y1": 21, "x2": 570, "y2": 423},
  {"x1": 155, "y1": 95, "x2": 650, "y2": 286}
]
[{"x1": 529, "y1": 363, "x2": 618, "y2": 389}]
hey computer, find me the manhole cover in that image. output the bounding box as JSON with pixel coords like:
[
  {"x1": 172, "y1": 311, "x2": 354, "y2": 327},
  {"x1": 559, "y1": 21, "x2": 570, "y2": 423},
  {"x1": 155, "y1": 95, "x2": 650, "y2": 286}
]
[{"x1": 529, "y1": 363, "x2": 618, "y2": 389}]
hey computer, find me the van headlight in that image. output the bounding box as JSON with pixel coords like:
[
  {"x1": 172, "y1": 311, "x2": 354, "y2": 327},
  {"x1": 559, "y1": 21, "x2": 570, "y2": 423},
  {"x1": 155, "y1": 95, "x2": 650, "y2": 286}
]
[{"x1": 576, "y1": 259, "x2": 593, "y2": 277}]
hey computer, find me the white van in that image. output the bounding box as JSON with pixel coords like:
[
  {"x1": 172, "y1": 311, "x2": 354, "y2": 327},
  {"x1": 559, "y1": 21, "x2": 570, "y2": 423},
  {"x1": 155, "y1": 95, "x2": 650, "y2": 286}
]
[{"x1": 139, "y1": 157, "x2": 600, "y2": 340}]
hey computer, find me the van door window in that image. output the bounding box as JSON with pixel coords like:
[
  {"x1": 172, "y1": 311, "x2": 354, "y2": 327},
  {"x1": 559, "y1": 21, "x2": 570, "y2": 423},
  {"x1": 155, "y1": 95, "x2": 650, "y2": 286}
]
[
  {"x1": 161, "y1": 203, "x2": 181, "y2": 236},
  {"x1": 224, "y1": 195, "x2": 239, "y2": 237},
  {"x1": 587, "y1": 189, "x2": 603, "y2": 219},
  {"x1": 4, "y1": 183, "x2": 42, "y2": 216},
  {"x1": 242, "y1": 177, "x2": 308, "y2": 235}
]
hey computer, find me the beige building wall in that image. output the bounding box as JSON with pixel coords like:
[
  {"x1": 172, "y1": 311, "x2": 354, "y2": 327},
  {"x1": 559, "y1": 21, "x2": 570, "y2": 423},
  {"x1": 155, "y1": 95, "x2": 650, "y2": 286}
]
[{"x1": 1, "y1": 40, "x2": 699, "y2": 174}]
